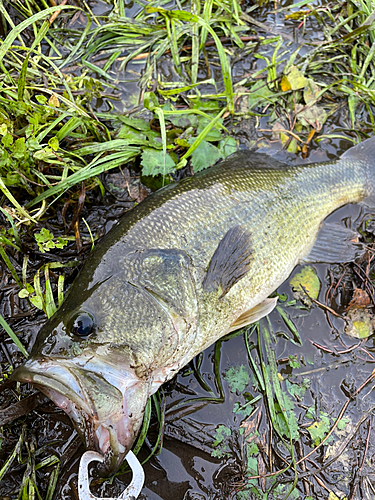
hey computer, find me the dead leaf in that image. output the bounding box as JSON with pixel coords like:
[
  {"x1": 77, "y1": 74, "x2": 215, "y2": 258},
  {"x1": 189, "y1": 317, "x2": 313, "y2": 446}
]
[
  {"x1": 48, "y1": 94, "x2": 60, "y2": 107},
  {"x1": 271, "y1": 121, "x2": 289, "y2": 146},
  {"x1": 281, "y1": 75, "x2": 291, "y2": 92},
  {"x1": 347, "y1": 288, "x2": 371, "y2": 310},
  {"x1": 304, "y1": 78, "x2": 321, "y2": 105},
  {"x1": 285, "y1": 10, "x2": 311, "y2": 20},
  {"x1": 296, "y1": 103, "x2": 327, "y2": 131},
  {"x1": 345, "y1": 308, "x2": 374, "y2": 339},
  {"x1": 241, "y1": 406, "x2": 261, "y2": 438}
]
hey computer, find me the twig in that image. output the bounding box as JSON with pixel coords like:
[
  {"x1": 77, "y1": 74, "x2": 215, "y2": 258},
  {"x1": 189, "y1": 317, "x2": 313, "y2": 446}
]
[
  {"x1": 247, "y1": 371, "x2": 375, "y2": 481},
  {"x1": 348, "y1": 417, "x2": 372, "y2": 500},
  {"x1": 49, "y1": 0, "x2": 68, "y2": 25}
]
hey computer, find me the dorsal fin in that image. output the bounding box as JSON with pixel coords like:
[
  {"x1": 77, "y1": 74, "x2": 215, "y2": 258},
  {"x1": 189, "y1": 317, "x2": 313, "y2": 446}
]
[
  {"x1": 202, "y1": 225, "x2": 253, "y2": 298},
  {"x1": 341, "y1": 136, "x2": 375, "y2": 160}
]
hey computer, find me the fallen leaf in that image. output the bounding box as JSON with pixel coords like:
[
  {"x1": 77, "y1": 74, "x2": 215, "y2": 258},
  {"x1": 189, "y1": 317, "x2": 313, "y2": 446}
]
[
  {"x1": 289, "y1": 265, "x2": 320, "y2": 306},
  {"x1": 272, "y1": 121, "x2": 289, "y2": 146},
  {"x1": 280, "y1": 75, "x2": 291, "y2": 92},
  {"x1": 283, "y1": 65, "x2": 307, "y2": 91},
  {"x1": 240, "y1": 407, "x2": 261, "y2": 438},
  {"x1": 347, "y1": 288, "x2": 371, "y2": 310},
  {"x1": 48, "y1": 94, "x2": 60, "y2": 107},
  {"x1": 285, "y1": 10, "x2": 311, "y2": 20},
  {"x1": 304, "y1": 78, "x2": 321, "y2": 105},
  {"x1": 345, "y1": 308, "x2": 374, "y2": 339},
  {"x1": 296, "y1": 104, "x2": 327, "y2": 131}
]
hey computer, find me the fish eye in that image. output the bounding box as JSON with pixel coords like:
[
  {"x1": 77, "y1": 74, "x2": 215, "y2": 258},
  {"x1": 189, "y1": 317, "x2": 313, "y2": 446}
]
[{"x1": 71, "y1": 313, "x2": 95, "y2": 338}]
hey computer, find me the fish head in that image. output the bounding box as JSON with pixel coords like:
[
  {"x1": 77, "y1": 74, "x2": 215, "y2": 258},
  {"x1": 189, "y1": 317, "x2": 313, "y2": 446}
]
[
  {"x1": 12, "y1": 274, "x2": 152, "y2": 475},
  {"x1": 13, "y1": 245, "x2": 198, "y2": 474}
]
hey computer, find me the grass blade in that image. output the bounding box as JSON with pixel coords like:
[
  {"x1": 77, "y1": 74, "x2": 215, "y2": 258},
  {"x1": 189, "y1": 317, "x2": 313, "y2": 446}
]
[{"x1": 0, "y1": 314, "x2": 28, "y2": 358}]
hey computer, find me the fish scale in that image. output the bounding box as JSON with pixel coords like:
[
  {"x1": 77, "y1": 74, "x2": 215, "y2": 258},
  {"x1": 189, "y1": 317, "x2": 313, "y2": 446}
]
[{"x1": 13, "y1": 141, "x2": 375, "y2": 474}]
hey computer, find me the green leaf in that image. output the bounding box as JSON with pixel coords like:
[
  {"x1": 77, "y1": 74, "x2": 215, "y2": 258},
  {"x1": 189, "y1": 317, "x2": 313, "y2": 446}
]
[
  {"x1": 224, "y1": 365, "x2": 249, "y2": 393},
  {"x1": 35, "y1": 95, "x2": 47, "y2": 105},
  {"x1": 48, "y1": 137, "x2": 59, "y2": 151},
  {"x1": 211, "y1": 424, "x2": 232, "y2": 458},
  {"x1": 336, "y1": 417, "x2": 349, "y2": 431},
  {"x1": 2, "y1": 133, "x2": 13, "y2": 147},
  {"x1": 286, "y1": 379, "x2": 309, "y2": 400},
  {"x1": 117, "y1": 125, "x2": 148, "y2": 144},
  {"x1": 189, "y1": 139, "x2": 223, "y2": 173},
  {"x1": 289, "y1": 265, "x2": 320, "y2": 306},
  {"x1": 219, "y1": 137, "x2": 237, "y2": 158},
  {"x1": 30, "y1": 295, "x2": 43, "y2": 310},
  {"x1": 283, "y1": 65, "x2": 307, "y2": 91},
  {"x1": 143, "y1": 92, "x2": 159, "y2": 111},
  {"x1": 13, "y1": 138, "x2": 27, "y2": 158},
  {"x1": 117, "y1": 117, "x2": 151, "y2": 131},
  {"x1": 18, "y1": 289, "x2": 30, "y2": 299},
  {"x1": 233, "y1": 401, "x2": 253, "y2": 417},
  {"x1": 307, "y1": 414, "x2": 330, "y2": 446},
  {"x1": 0, "y1": 314, "x2": 28, "y2": 358},
  {"x1": 34, "y1": 228, "x2": 68, "y2": 253},
  {"x1": 288, "y1": 355, "x2": 300, "y2": 369},
  {"x1": 196, "y1": 117, "x2": 223, "y2": 141},
  {"x1": 168, "y1": 114, "x2": 198, "y2": 128},
  {"x1": 247, "y1": 81, "x2": 275, "y2": 110},
  {"x1": 140, "y1": 148, "x2": 175, "y2": 176},
  {"x1": 246, "y1": 456, "x2": 258, "y2": 475}
]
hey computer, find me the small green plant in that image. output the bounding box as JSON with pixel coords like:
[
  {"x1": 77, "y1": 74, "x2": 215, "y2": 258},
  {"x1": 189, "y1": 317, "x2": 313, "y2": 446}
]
[
  {"x1": 224, "y1": 365, "x2": 249, "y2": 394},
  {"x1": 34, "y1": 228, "x2": 68, "y2": 253},
  {"x1": 211, "y1": 424, "x2": 232, "y2": 458}
]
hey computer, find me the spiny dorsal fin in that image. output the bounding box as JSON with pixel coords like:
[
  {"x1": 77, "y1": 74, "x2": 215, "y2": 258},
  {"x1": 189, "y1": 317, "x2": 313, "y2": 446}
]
[{"x1": 202, "y1": 225, "x2": 253, "y2": 298}]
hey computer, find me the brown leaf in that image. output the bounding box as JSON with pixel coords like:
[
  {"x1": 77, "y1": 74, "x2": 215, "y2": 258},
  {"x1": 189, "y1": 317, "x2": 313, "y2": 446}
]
[
  {"x1": 347, "y1": 288, "x2": 371, "y2": 310},
  {"x1": 241, "y1": 406, "x2": 261, "y2": 438},
  {"x1": 48, "y1": 93, "x2": 60, "y2": 107}
]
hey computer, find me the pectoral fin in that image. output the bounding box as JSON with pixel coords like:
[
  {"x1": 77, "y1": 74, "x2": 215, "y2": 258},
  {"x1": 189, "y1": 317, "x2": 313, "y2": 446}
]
[
  {"x1": 302, "y1": 222, "x2": 365, "y2": 264},
  {"x1": 202, "y1": 225, "x2": 253, "y2": 298},
  {"x1": 227, "y1": 297, "x2": 278, "y2": 333}
]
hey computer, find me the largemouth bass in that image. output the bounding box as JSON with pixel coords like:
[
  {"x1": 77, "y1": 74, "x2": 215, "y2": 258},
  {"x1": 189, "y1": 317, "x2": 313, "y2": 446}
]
[{"x1": 13, "y1": 138, "x2": 375, "y2": 473}]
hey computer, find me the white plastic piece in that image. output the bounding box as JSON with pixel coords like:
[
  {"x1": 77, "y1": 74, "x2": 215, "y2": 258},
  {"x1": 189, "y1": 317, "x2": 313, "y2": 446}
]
[{"x1": 78, "y1": 450, "x2": 145, "y2": 500}]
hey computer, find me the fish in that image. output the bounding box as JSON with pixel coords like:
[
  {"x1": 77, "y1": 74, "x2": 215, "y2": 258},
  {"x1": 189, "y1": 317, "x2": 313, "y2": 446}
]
[{"x1": 12, "y1": 137, "x2": 375, "y2": 474}]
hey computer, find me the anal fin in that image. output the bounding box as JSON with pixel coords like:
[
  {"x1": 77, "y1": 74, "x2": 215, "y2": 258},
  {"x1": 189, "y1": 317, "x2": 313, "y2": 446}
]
[
  {"x1": 227, "y1": 297, "x2": 278, "y2": 333},
  {"x1": 302, "y1": 222, "x2": 365, "y2": 264}
]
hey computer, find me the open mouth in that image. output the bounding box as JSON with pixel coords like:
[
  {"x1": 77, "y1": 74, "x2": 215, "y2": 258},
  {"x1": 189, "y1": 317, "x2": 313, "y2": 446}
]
[{"x1": 13, "y1": 355, "x2": 149, "y2": 474}]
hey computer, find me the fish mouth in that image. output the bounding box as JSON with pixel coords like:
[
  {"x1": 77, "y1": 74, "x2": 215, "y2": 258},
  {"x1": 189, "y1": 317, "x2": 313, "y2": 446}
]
[{"x1": 13, "y1": 354, "x2": 149, "y2": 474}]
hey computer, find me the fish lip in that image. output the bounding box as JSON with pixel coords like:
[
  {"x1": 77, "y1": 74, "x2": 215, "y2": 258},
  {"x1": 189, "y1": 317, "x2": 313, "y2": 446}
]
[{"x1": 13, "y1": 356, "x2": 148, "y2": 474}]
